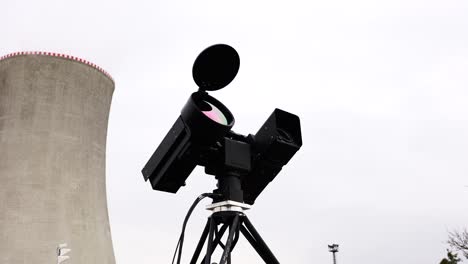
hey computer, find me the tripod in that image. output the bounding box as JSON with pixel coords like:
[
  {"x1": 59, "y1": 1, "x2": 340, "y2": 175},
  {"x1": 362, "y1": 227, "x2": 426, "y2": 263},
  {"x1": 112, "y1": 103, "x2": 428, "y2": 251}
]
[{"x1": 189, "y1": 201, "x2": 280, "y2": 264}]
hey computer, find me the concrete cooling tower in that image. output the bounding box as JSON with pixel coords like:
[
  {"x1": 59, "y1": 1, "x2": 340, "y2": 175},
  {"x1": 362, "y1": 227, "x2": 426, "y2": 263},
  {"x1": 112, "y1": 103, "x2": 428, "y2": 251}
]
[{"x1": 0, "y1": 52, "x2": 116, "y2": 263}]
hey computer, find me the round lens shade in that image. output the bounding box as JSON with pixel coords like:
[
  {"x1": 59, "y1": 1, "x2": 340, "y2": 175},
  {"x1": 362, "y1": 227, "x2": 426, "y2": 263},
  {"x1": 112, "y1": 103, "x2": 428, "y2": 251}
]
[
  {"x1": 201, "y1": 101, "x2": 229, "y2": 125},
  {"x1": 193, "y1": 44, "x2": 240, "y2": 91}
]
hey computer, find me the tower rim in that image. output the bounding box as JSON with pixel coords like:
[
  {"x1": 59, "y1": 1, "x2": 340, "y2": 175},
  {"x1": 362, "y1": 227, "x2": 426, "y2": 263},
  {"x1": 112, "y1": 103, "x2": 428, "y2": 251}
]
[{"x1": 0, "y1": 51, "x2": 114, "y2": 83}]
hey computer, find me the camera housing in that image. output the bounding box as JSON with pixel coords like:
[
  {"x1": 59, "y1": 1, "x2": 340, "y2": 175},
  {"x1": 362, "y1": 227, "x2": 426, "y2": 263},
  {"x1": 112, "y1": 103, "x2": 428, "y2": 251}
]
[
  {"x1": 142, "y1": 91, "x2": 234, "y2": 193},
  {"x1": 242, "y1": 108, "x2": 302, "y2": 204}
]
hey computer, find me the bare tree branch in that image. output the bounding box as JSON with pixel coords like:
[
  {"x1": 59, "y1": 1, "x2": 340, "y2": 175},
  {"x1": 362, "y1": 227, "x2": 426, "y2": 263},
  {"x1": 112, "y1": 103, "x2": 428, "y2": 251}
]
[{"x1": 448, "y1": 229, "x2": 468, "y2": 259}]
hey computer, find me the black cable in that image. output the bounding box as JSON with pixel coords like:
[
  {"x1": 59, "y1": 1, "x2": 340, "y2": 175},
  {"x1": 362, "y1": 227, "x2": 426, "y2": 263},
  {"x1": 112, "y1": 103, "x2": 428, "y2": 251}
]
[{"x1": 171, "y1": 193, "x2": 221, "y2": 264}]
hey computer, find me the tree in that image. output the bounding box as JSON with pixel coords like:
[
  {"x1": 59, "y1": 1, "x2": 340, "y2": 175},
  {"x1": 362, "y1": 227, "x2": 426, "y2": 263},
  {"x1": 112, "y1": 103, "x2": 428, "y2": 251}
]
[
  {"x1": 448, "y1": 228, "x2": 468, "y2": 259},
  {"x1": 440, "y1": 249, "x2": 461, "y2": 264}
]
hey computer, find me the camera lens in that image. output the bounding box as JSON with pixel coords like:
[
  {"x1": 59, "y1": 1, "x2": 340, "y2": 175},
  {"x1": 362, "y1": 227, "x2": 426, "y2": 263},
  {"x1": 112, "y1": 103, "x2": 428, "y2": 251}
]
[{"x1": 201, "y1": 101, "x2": 228, "y2": 125}]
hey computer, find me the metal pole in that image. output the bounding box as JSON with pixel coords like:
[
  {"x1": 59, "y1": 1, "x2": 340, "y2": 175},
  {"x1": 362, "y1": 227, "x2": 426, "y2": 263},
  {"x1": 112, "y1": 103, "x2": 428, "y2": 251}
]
[{"x1": 328, "y1": 244, "x2": 339, "y2": 264}]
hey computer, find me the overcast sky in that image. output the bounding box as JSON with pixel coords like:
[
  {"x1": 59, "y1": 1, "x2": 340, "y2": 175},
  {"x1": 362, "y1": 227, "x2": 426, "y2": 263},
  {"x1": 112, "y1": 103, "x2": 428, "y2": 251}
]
[{"x1": 3, "y1": 0, "x2": 468, "y2": 263}]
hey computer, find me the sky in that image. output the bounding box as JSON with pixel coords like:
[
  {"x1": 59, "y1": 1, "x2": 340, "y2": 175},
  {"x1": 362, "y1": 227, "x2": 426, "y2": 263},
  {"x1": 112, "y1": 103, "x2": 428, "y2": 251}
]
[{"x1": 2, "y1": 0, "x2": 468, "y2": 263}]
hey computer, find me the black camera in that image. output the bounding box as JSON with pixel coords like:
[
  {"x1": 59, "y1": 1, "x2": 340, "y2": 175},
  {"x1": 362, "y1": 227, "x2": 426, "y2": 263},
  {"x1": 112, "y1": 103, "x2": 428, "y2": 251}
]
[{"x1": 142, "y1": 44, "x2": 302, "y2": 204}]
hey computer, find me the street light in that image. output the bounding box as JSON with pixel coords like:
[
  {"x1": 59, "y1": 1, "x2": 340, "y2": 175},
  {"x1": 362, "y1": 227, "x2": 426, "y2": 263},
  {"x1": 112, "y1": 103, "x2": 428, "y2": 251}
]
[{"x1": 328, "y1": 244, "x2": 339, "y2": 264}]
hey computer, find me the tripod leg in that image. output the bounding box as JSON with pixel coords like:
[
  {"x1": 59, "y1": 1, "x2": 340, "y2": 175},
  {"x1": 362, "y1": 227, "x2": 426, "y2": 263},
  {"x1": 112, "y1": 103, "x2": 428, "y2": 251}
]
[
  {"x1": 190, "y1": 219, "x2": 211, "y2": 264},
  {"x1": 219, "y1": 214, "x2": 240, "y2": 264},
  {"x1": 227, "y1": 220, "x2": 241, "y2": 264},
  {"x1": 200, "y1": 223, "x2": 229, "y2": 264},
  {"x1": 204, "y1": 216, "x2": 216, "y2": 264},
  {"x1": 242, "y1": 216, "x2": 280, "y2": 264}
]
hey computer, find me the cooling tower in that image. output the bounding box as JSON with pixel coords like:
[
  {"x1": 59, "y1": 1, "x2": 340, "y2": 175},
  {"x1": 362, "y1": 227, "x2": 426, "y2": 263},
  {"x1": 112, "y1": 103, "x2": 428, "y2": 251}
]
[{"x1": 0, "y1": 52, "x2": 116, "y2": 263}]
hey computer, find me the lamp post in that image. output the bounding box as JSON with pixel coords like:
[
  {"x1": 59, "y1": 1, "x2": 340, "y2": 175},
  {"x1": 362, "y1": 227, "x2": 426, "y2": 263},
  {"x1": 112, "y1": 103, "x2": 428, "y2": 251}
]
[{"x1": 328, "y1": 244, "x2": 339, "y2": 264}]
